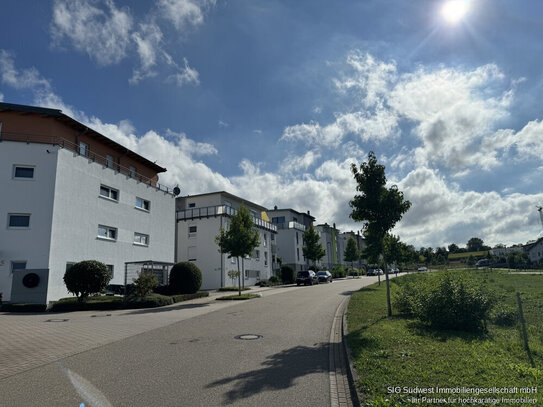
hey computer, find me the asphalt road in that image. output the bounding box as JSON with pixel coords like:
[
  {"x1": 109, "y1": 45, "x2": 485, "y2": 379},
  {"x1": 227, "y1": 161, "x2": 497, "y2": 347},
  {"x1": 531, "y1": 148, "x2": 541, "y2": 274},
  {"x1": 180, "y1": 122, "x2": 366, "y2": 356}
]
[{"x1": 0, "y1": 278, "x2": 380, "y2": 407}]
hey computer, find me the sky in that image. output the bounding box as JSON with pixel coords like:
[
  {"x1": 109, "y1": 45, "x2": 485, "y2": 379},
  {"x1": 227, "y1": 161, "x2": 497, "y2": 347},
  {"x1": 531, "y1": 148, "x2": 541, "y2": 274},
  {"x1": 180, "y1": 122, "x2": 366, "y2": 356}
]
[{"x1": 1, "y1": 0, "x2": 543, "y2": 249}]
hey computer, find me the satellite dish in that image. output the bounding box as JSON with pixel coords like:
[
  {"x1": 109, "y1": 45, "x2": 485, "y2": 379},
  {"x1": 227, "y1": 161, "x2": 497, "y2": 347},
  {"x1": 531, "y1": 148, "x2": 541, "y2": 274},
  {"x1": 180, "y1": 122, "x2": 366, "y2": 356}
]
[{"x1": 173, "y1": 186, "x2": 181, "y2": 196}]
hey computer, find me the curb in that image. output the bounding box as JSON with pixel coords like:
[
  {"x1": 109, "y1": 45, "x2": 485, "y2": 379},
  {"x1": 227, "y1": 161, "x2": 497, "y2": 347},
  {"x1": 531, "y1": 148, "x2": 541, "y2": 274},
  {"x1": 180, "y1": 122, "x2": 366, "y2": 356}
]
[{"x1": 342, "y1": 300, "x2": 363, "y2": 407}]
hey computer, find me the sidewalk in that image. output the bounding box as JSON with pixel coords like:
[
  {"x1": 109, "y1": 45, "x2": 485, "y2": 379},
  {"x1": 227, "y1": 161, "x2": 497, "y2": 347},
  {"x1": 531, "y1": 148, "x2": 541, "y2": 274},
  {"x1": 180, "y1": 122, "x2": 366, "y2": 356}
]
[{"x1": 0, "y1": 284, "x2": 296, "y2": 381}]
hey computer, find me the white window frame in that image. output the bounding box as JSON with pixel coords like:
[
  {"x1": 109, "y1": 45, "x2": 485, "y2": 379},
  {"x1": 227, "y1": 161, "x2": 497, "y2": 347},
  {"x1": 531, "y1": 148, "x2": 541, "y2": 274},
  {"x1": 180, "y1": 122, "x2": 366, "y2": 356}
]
[
  {"x1": 11, "y1": 261, "x2": 27, "y2": 274},
  {"x1": 133, "y1": 232, "x2": 150, "y2": 246},
  {"x1": 135, "y1": 197, "x2": 150, "y2": 212},
  {"x1": 100, "y1": 185, "x2": 119, "y2": 202},
  {"x1": 80, "y1": 142, "x2": 88, "y2": 157},
  {"x1": 97, "y1": 225, "x2": 117, "y2": 241},
  {"x1": 8, "y1": 213, "x2": 30, "y2": 229},
  {"x1": 12, "y1": 165, "x2": 35, "y2": 180},
  {"x1": 188, "y1": 225, "x2": 197, "y2": 238}
]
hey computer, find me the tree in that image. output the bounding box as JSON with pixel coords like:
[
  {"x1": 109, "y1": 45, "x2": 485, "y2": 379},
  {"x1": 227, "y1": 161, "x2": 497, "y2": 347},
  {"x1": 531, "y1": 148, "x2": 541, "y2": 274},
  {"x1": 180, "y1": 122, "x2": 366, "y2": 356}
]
[
  {"x1": 343, "y1": 236, "x2": 360, "y2": 271},
  {"x1": 448, "y1": 243, "x2": 459, "y2": 254},
  {"x1": 63, "y1": 260, "x2": 112, "y2": 302},
  {"x1": 383, "y1": 233, "x2": 403, "y2": 271},
  {"x1": 467, "y1": 237, "x2": 485, "y2": 252},
  {"x1": 215, "y1": 205, "x2": 260, "y2": 296},
  {"x1": 302, "y1": 224, "x2": 325, "y2": 268},
  {"x1": 350, "y1": 152, "x2": 411, "y2": 316}
]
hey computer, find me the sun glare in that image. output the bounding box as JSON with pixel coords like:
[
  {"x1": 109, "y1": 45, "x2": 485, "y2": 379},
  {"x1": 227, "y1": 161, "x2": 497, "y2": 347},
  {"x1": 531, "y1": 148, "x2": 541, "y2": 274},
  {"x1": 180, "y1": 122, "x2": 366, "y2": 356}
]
[{"x1": 441, "y1": 0, "x2": 469, "y2": 24}]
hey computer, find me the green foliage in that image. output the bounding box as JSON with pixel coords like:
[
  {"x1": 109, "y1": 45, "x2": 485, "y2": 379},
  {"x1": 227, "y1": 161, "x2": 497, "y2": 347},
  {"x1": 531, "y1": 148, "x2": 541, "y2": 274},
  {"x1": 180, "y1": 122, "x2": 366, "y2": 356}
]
[
  {"x1": 218, "y1": 286, "x2": 251, "y2": 291},
  {"x1": 331, "y1": 264, "x2": 346, "y2": 278},
  {"x1": 302, "y1": 224, "x2": 326, "y2": 266},
  {"x1": 344, "y1": 236, "x2": 360, "y2": 264},
  {"x1": 280, "y1": 264, "x2": 295, "y2": 284},
  {"x1": 169, "y1": 262, "x2": 202, "y2": 294},
  {"x1": 393, "y1": 272, "x2": 495, "y2": 331},
  {"x1": 467, "y1": 237, "x2": 485, "y2": 252},
  {"x1": 269, "y1": 275, "x2": 280, "y2": 283},
  {"x1": 124, "y1": 293, "x2": 173, "y2": 308},
  {"x1": 50, "y1": 296, "x2": 124, "y2": 312},
  {"x1": 491, "y1": 305, "x2": 518, "y2": 326},
  {"x1": 170, "y1": 292, "x2": 209, "y2": 303},
  {"x1": 0, "y1": 303, "x2": 47, "y2": 312},
  {"x1": 63, "y1": 260, "x2": 112, "y2": 302},
  {"x1": 132, "y1": 272, "x2": 158, "y2": 298}
]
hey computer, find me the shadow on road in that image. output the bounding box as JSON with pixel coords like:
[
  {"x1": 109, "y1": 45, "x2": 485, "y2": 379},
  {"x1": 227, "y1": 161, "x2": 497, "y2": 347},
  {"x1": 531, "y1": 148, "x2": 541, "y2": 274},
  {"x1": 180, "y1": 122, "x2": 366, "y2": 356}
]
[
  {"x1": 123, "y1": 303, "x2": 209, "y2": 315},
  {"x1": 206, "y1": 342, "x2": 330, "y2": 404}
]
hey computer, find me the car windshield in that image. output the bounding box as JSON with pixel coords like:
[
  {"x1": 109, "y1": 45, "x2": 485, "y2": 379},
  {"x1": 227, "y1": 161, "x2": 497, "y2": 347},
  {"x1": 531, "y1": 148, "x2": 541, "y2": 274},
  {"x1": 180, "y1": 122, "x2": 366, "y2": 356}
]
[
  {"x1": 317, "y1": 272, "x2": 326, "y2": 275},
  {"x1": 298, "y1": 271, "x2": 309, "y2": 277}
]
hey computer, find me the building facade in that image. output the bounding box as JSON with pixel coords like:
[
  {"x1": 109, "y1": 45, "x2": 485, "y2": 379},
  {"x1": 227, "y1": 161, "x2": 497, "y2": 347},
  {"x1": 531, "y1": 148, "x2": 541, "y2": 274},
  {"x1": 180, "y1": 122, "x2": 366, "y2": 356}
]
[
  {"x1": 268, "y1": 207, "x2": 315, "y2": 272},
  {"x1": 315, "y1": 223, "x2": 341, "y2": 270},
  {"x1": 0, "y1": 103, "x2": 175, "y2": 303},
  {"x1": 175, "y1": 192, "x2": 277, "y2": 289},
  {"x1": 338, "y1": 231, "x2": 366, "y2": 269}
]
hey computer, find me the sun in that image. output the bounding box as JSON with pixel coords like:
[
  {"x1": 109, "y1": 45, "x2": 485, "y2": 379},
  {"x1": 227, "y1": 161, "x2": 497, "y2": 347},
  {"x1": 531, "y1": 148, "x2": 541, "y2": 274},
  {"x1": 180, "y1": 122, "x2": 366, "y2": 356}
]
[{"x1": 441, "y1": 0, "x2": 469, "y2": 24}]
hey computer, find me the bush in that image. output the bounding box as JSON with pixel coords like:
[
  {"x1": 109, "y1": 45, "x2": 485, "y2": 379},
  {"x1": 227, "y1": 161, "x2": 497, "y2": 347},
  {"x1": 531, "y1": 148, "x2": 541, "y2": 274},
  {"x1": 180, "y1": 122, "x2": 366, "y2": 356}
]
[
  {"x1": 170, "y1": 291, "x2": 209, "y2": 303},
  {"x1": 1, "y1": 303, "x2": 47, "y2": 312},
  {"x1": 491, "y1": 305, "x2": 518, "y2": 326},
  {"x1": 169, "y1": 262, "x2": 202, "y2": 294},
  {"x1": 331, "y1": 265, "x2": 346, "y2": 278},
  {"x1": 269, "y1": 275, "x2": 280, "y2": 284},
  {"x1": 49, "y1": 296, "x2": 124, "y2": 312},
  {"x1": 63, "y1": 260, "x2": 112, "y2": 302},
  {"x1": 280, "y1": 265, "x2": 295, "y2": 284},
  {"x1": 124, "y1": 293, "x2": 173, "y2": 308},
  {"x1": 218, "y1": 286, "x2": 251, "y2": 291},
  {"x1": 132, "y1": 273, "x2": 158, "y2": 298},
  {"x1": 393, "y1": 272, "x2": 495, "y2": 332}
]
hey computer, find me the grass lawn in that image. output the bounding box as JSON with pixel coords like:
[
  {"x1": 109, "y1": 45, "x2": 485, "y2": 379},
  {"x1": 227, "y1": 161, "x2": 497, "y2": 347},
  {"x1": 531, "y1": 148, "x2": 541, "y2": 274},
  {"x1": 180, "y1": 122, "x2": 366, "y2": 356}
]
[
  {"x1": 448, "y1": 251, "x2": 489, "y2": 260},
  {"x1": 346, "y1": 270, "x2": 543, "y2": 406}
]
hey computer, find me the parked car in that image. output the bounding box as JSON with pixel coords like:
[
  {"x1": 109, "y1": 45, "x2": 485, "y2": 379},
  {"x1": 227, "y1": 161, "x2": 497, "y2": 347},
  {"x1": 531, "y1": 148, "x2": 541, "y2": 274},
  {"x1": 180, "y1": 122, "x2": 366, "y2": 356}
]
[
  {"x1": 296, "y1": 270, "x2": 319, "y2": 286},
  {"x1": 317, "y1": 270, "x2": 333, "y2": 283},
  {"x1": 417, "y1": 266, "x2": 428, "y2": 272},
  {"x1": 366, "y1": 268, "x2": 384, "y2": 276},
  {"x1": 390, "y1": 267, "x2": 400, "y2": 274},
  {"x1": 476, "y1": 259, "x2": 489, "y2": 268}
]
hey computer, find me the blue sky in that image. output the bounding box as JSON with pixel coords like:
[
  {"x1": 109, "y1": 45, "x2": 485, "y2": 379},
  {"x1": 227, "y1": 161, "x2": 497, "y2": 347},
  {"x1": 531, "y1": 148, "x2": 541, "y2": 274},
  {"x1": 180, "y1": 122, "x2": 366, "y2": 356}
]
[{"x1": 2, "y1": 0, "x2": 543, "y2": 249}]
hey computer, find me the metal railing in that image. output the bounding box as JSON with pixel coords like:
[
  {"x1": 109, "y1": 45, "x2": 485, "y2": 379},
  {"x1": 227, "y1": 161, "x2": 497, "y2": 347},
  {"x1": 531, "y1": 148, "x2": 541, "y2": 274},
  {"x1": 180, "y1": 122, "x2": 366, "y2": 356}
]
[
  {"x1": 1, "y1": 131, "x2": 176, "y2": 195},
  {"x1": 177, "y1": 204, "x2": 277, "y2": 232}
]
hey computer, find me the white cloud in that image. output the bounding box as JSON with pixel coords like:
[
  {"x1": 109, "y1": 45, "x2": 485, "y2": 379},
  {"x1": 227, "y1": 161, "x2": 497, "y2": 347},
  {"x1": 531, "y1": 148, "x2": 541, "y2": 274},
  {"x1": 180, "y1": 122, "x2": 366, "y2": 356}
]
[
  {"x1": 157, "y1": 0, "x2": 215, "y2": 31},
  {"x1": 51, "y1": 0, "x2": 133, "y2": 66},
  {"x1": 0, "y1": 92, "x2": 3, "y2": 102},
  {"x1": 280, "y1": 151, "x2": 321, "y2": 175},
  {"x1": 130, "y1": 23, "x2": 163, "y2": 84},
  {"x1": 0, "y1": 50, "x2": 52, "y2": 90},
  {"x1": 484, "y1": 119, "x2": 543, "y2": 160},
  {"x1": 167, "y1": 58, "x2": 200, "y2": 87}
]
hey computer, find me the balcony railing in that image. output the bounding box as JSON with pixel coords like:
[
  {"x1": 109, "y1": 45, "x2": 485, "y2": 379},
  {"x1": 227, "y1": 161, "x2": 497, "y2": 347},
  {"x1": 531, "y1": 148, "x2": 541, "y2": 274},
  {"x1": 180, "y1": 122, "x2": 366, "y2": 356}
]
[
  {"x1": 1, "y1": 131, "x2": 176, "y2": 195},
  {"x1": 177, "y1": 205, "x2": 277, "y2": 232},
  {"x1": 273, "y1": 221, "x2": 306, "y2": 231}
]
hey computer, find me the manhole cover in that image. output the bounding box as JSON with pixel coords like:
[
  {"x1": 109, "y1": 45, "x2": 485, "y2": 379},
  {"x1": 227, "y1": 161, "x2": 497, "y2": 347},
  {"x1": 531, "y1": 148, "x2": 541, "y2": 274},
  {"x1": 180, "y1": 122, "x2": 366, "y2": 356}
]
[
  {"x1": 45, "y1": 319, "x2": 69, "y2": 323},
  {"x1": 235, "y1": 334, "x2": 263, "y2": 340}
]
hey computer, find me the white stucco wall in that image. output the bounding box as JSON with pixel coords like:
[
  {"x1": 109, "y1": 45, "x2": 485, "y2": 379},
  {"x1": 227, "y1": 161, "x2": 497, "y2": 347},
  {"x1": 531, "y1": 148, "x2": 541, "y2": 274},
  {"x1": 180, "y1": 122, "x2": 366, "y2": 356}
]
[
  {"x1": 0, "y1": 142, "x2": 58, "y2": 301},
  {"x1": 46, "y1": 148, "x2": 175, "y2": 302}
]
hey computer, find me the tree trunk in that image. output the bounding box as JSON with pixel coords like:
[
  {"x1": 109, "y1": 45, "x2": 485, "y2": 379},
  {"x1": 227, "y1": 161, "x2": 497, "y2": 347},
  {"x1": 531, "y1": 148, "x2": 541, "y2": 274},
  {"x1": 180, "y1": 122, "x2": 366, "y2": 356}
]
[
  {"x1": 384, "y1": 254, "x2": 392, "y2": 317},
  {"x1": 242, "y1": 258, "x2": 245, "y2": 289},
  {"x1": 237, "y1": 257, "x2": 241, "y2": 296}
]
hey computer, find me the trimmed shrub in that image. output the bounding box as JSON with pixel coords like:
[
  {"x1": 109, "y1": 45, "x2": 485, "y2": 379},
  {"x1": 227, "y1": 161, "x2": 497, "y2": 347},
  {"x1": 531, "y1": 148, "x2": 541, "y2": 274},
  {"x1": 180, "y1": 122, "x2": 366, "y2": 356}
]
[
  {"x1": 218, "y1": 286, "x2": 251, "y2": 291},
  {"x1": 49, "y1": 296, "x2": 124, "y2": 312},
  {"x1": 280, "y1": 265, "x2": 295, "y2": 284},
  {"x1": 132, "y1": 273, "x2": 158, "y2": 298},
  {"x1": 170, "y1": 291, "x2": 209, "y2": 303},
  {"x1": 1, "y1": 303, "x2": 47, "y2": 312},
  {"x1": 63, "y1": 260, "x2": 112, "y2": 302},
  {"x1": 124, "y1": 293, "x2": 173, "y2": 309},
  {"x1": 169, "y1": 262, "x2": 202, "y2": 294}
]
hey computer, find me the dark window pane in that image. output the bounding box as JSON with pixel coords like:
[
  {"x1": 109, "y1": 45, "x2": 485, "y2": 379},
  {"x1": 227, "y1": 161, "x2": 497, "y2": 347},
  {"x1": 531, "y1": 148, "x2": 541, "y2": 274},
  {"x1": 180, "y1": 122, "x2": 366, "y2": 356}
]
[
  {"x1": 15, "y1": 167, "x2": 34, "y2": 178},
  {"x1": 9, "y1": 215, "x2": 30, "y2": 227}
]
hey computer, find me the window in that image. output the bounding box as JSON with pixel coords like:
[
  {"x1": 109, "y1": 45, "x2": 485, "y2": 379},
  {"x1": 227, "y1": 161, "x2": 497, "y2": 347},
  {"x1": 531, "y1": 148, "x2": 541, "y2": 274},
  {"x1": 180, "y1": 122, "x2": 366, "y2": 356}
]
[
  {"x1": 13, "y1": 165, "x2": 34, "y2": 179},
  {"x1": 188, "y1": 225, "x2": 197, "y2": 238},
  {"x1": 272, "y1": 216, "x2": 285, "y2": 224},
  {"x1": 79, "y1": 142, "x2": 88, "y2": 157},
  {"x1": 188, "y1": 203, "x2": 196, "y2": 208},
  {"x1": 107, "y1": 264, "x2": 114, "y2": 278},
  {"x1": 129, "y1": 166, "x2": 136, "y2": 178},
  {"x1": 296, "y1": 232, "x2": 299, "y2": 245},
  {"x1": 231, "y1": 257, "x2": 236, "y2": 264},
  {"x1": 134, "y1": 232, "x2": 149, "y2": 246},
  {"x1": 100, "y1": 185, "x2": 119, "y2": 201},
  {"x1": 106, "y1": 155, "x2": 114, "y2": 168},
  {"x1": 255, "y1": 250, "x2": 260, "y2": 260},
  {"x1": 264, "y1": 252, "x2": 268, "y2": 266},
  {"x1": 263, "y1": 234, "x2": 267, "y2": 247},
  {"x1": 98, "y1": 225, "x2": 117, "y2": 241},
  {"x1": 297, "y1": 248, "x2": 300, "y2": 261},
  {"x1": 8, "y1": 214, "x2": 30, "y2": 228},
  {"x1": 11, "y1": 261, "x2": 27, "y2": 274},
  {"x1": 245, "y1": 270, "x2": 260, "y2": 279},
  {"x1": 135, "y1": 197, "x2": 150, "y2": 211}
]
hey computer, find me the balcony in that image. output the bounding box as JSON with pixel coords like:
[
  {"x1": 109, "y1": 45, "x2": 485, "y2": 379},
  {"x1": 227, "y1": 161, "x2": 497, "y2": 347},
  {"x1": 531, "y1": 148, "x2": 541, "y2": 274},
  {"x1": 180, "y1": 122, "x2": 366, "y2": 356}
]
[
  {"x1": 273, "y1": 221, "x2": 306, "y2": 231},
  {"x1": 177, "y1": 205, "x2": 277, "y2": 232},
  {"x1": 1, "y1": 131, "x2": 176, "y2": 195}
]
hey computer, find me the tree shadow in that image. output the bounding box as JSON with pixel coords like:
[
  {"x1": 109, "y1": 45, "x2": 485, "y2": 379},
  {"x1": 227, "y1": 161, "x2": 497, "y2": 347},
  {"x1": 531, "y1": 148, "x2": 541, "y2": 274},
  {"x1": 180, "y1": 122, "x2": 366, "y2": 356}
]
[
  {"x1": 405, "y1": 320, "x2": 491, "y2": 343},
  {"x1": 206, "y1": 342, "x2": 330, "y2": 404},
  {"x1": 122, "y1": 303, "x2": 209, "y2": 315}
]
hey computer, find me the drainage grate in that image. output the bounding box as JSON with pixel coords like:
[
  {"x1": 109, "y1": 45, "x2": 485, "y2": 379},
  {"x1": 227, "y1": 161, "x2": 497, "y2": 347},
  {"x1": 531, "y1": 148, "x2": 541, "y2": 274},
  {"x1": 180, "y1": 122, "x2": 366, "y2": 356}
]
[
  {"x1": 45, "y1": 319, "x2": 69, "y2": 323},
  {"x1": 235, "y1": 334, "x2": 263, "y2": 340}
]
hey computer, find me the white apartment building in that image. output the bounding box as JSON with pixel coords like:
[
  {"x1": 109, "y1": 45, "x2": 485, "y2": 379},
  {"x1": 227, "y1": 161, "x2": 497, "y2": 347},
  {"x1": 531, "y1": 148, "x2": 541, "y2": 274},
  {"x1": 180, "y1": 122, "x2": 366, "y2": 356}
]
[
  {"x1": 268, "y1": 207, "x2": 315, "y2": 272},
  {"x1": 338, "y1": 231, "x2": 366, "y2": 268},
  {"x1": 0, "y1": 103, "x2": 175, "y2": 304},
  {"x1": 175, "y1": 192, "x2": 277, "y2": 289},
  {"x1": 315, "y1": 223, "x2": 341, "y2": 270}
]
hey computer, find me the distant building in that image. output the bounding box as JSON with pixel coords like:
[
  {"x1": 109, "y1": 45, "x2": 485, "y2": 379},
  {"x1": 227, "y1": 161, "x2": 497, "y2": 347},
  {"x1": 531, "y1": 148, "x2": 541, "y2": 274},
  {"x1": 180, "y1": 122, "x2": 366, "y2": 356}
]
[
  {"x1": 175, "y1": 192, "x2": 277, "y2": 289},
  {"x1": 315, "y1": 223, "x2": 341, "y2": 270},
  {"x1": 338, "y1": 231, "x2": 366, "y2": 268},
  {"x1": 523, "y1": 238, "x2": 543, "y2": 263},
  {"x1": 0, "y1": 102, "x2": 175, "y2": 304},
  {"x1": 268, "y1": 207, "x2": 315, "y2": 272},
  {"x1": 490, "y1": 245, "x2": 524, "y2": 257}
]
